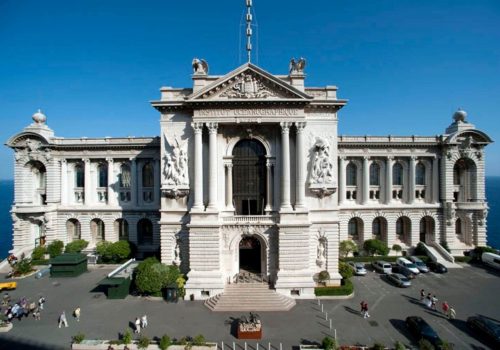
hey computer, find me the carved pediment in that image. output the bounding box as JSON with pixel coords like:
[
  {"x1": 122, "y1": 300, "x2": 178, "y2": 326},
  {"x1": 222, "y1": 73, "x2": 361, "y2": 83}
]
[{"x1": 187, "y1": 63, "x2": 312, "y2": 102}]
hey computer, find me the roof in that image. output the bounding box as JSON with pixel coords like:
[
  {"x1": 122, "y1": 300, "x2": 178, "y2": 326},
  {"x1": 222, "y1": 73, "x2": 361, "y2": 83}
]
[
  {"x1": 50, "y1": 253, "x2": 87, "y2": 264},
  {"x1": 99, "y1": 277, "x2": 129, "y2": 286}
]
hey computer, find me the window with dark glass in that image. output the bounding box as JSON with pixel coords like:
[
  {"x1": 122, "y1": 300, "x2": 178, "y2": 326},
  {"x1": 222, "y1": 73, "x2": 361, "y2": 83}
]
[
  {"x1": 142, "y1": 162, "x2": 154, "y2": 187},
  {"x1": 393, "y1": 163, "x2": 403, "y2": 186},
  {"x1": 416, "y1": 162, "x2": 426, "y2": 185},
  {"x1": 369, "y1": 163, "x2": 380, "y2": 186},
  {"x1": 98, "y1": 163, "x2": 107, "y2": 187},
  {"x1": 346, "y1": 163, "x2": 357, "y2": 186},
  {"x1": 75, "y1": 164, "x2": 84, "y2": 188},
  {"x1": 137, "y1": 218, "x2": 153, "y2": 244}
]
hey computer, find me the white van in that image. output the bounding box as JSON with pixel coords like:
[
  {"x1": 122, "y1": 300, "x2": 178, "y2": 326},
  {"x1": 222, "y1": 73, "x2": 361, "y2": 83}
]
[
  {"x1": 482, "y1": 252, "x2": 500, "y2": 270},
  {"x1": 396, "y1": 257, "x2": 420, "y2": 275}
]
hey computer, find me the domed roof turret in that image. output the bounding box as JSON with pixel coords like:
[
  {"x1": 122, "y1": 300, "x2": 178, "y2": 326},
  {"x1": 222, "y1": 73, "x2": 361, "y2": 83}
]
[
  {"x1": 32, "y1": 109, "x2": 47, "y2": 124},
  {"x1": 453, "y1": 108, "x2": 467, "y2": 123}
]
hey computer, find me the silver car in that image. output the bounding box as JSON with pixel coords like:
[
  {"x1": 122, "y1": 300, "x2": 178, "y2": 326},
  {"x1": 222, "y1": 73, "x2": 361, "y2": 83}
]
[
  {"x1": 386, "y1": 273, "x2": 412, "y2": 287},
  {"x1": 408, "y1": 256, "x2": 429, "y2": 273},
  {"x1": 348, "y1": 262, "x2": 367, "y2": 276}
]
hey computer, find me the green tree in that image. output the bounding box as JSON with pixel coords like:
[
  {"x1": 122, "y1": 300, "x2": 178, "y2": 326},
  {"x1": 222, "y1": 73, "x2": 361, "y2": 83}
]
[
  {"x1": 339, "y1": 240, "x2": 358, "y2": 258},
  {"x1": 134, "y1": 258, "x2": 179, "y2": 296},
  {"x1": 321, "y1": 336, "x2": 338, "y2": 350},
  {"x1": 363, "y1": 239, "x2": 389, "y2": 256},
  {"x1": 394, "y1": 341, "x2": 406, "y2": 350},
  {"x1": 32, "y1": 246, "x2": 47, "y2": 260},
  {"x1": 318, "y1": 270, "x2": 330, "y2": 285},
  {"x1": 392, "y1": 244, "x2": 402, "y2": 256},
  {"x1": 47, "y1": 240, "x2": 64, "y2": 258},
  {"x1": 65, "y1": 239, "x2": 89, "y2": 253},
  {"x1": 13, "y1": 257, "x2": 34, "y2": 275},
  {"x1": 339, "y1": 261, "x2": 353, "y2": 280},
  {"x1": 418, "y1": 339, "x2": 435, "y2": 350}
]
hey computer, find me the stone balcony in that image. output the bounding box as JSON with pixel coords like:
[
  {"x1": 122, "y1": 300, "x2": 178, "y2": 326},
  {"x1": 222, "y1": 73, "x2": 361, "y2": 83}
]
[{"x1": 221, "y1": 215, "x2": 277, "y2": 225}]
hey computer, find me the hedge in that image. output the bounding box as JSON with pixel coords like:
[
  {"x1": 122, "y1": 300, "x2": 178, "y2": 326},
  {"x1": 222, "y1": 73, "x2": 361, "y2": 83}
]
[
  {"x1": 454, "y1": 256, "x2": 472, "y2": 263},
  {"x1": 341, "y1": 255, "x2": 430, "y2": 263},
  {"x1": 315, "y1": 279, "x2": 353, "y2": 296}
]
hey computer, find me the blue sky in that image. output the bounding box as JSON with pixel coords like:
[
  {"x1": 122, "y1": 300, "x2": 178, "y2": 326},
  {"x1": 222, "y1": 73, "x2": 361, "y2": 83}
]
[{"x1": 1, "y1": 0, "x2": 499, "y2": 179}]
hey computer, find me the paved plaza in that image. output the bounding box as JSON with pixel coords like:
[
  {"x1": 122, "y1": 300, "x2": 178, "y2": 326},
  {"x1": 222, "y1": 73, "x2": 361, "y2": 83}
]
[{"x1": 0, "y1": 264, "x2": 499, "y2": 350}]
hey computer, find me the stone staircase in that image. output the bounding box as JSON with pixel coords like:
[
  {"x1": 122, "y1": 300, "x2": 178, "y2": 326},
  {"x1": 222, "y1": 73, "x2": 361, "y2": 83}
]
[
  {"x1": 204, "y1": 283, "x2": 296, "y2": 312},
  {"x1": 424, "y1": 242, "x2": 462, "y2": 269}
]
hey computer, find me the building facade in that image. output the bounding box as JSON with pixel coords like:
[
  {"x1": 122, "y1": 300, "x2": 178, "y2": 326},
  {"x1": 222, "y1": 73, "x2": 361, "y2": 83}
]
[{"x1": 6, "y1": 60, "x2": 492, "y2": 298}]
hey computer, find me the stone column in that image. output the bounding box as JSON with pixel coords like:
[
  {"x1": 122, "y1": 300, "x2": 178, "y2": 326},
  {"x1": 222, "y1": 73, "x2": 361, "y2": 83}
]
[
  {"x1": 295, "y1": 122, "x2": 306, "y2": 209},
  {"x1": 265, "y1": 159, "x2": 273, "y2": 212},
  {"x1": 130, "y1": 158, "x2": 137, "y2": 206},
  {"x1": 192, "y1": 122, "x2": 204, "y2": 210},
  {"x1": 207, "y1": 122, "x2": 218, "y2": 210},
  {"x1": 385, "y1": 156, "x2": 393, "y2": 204},
  {"x1": 61, "y1": 159, "x2": 68, "y2": 205},
  {"x1": 84, "y1": 158, "x2": 91, "y2": 205},
  {"x1": 107, "y1": 158, "x2": 116, "y2": 205},
  {"x1": 225, "y1": 163, "x2": 234, "y2": 210},
  {"x1": 362, "y1": 156, "x2": 369, "y2": 204},
  {"x1": 432, "y1": 157, "x2": 439, "y2": 203},
  {"x1": 409, "y1": 156, "x2": 416, "y2": 204},
  {"x1": 280, "y1": 122, "x2": 292, "y2": 210},
  {"x1": 154, "y1": 158, "x2": 161, "y2": 205},
  {"x1": 338, "y1": 156, "x2": 346, "y2": 205}
]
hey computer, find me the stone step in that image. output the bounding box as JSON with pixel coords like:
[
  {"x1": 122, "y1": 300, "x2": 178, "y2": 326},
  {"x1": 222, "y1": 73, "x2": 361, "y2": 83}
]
[{"x1": 204, "y1": 283, "x2": 296, "y2": 312}]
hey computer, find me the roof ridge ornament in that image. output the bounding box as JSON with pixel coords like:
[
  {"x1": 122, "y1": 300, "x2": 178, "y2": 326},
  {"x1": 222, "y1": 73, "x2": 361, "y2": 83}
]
[{"x1": 32, "y1": 109, "x2": 47, "y2": 124}]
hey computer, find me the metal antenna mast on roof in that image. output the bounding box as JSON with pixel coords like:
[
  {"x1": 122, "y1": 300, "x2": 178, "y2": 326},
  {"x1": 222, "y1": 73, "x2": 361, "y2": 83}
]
[
  {"x1": 239, "y1": 0, "x2": 258, "y2": 64},
  {"x1": 245, "y1": 0, "x2": 253, "y2": 62}
]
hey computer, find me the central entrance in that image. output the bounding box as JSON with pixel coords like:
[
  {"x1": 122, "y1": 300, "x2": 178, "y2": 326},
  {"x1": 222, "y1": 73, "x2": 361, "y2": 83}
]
[{"x1": 239, "y1": 236, "x2": 261, "y2": 273}]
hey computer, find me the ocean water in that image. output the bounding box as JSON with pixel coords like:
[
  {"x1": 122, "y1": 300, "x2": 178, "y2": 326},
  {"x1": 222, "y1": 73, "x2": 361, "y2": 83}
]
[{"x1": 0, "y1": 178, "x2": 499, "y2": 259}]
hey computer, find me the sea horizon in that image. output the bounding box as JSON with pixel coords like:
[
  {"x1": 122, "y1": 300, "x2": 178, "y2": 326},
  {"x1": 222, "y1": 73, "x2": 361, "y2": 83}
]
[{"x1": 1, "y1": 177, "x2": 500, "y2": 259}]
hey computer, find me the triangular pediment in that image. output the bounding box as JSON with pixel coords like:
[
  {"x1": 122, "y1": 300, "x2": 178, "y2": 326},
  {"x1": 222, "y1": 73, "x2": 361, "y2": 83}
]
[{"x1": 187, "y1": 63, "x2": 312, "y2": 101}]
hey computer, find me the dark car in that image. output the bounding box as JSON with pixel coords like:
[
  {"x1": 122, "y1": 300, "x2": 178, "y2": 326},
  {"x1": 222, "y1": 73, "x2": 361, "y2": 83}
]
[
  {"x1": 467, "y1": 316, "x2": 500, "y2": 347},
  {"x1": 406, "y1": 316, "x2": 443, "y2": 347},
  {"x1": 427, "y1": 261, "x2": 448, "y2": 273},
  {"x1": 392, "y1": 265, "x2": 416, "y2": 279},
  {"x1": 386, "y1": 273, "x2": 411, "y2": 287}
]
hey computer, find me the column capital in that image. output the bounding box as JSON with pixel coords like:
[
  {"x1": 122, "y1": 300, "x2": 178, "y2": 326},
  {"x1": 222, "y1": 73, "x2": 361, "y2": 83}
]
[
  {"x1": 339, "y1": 155, "x2": 347, "y2": 161},
  {"x1": 363, "y1": 155, "x2": 370, "y2": 161},
  {"x1": 266, "y1": 159, "x2": 275, "y2": 168},
  {"x1": 60, "y1": 158, "x2": 67, "y2": 164},
  {"x1": 280, "y1": 122, "x2": 292, "y2": 133},
  {"x1": 225, "y1": 163, "x2": 233, "y2": 169},
  {"x1": 410, "y1": 155, "x2": 417, "y2": 161},
  {"x1": 206, "y1": 122, "x2": 218, "y2": 133},
  {"x1": 295, "y1": 121, "x2": 306, "y2": 132},
  {"x1": 386, "y1": 155, "x2": 394, "y2": 161},
  {"x1": 191, "y1": 122, "x2": 204, "y2": 133},
  {"x1": 83, "y1": 158, "x2": 90, "y2": 164},
  {"x1": 106, "y1": 157, "x2": 114, "y2": 163}
]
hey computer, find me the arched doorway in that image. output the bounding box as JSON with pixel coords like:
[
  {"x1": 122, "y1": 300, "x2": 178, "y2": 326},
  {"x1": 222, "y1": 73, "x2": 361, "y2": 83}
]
[
  {"x1": 453, "y1": 158, "x2": 477, "y2": 202},
  {"x1": 419, "y1": 216, "x2": 435, "y2": 243},
  {"x1": 396, "y1": 217, "x2": 411, "y2": 245},
  {"x1": 372, "y1": 217, "x2": 387, "y2": 243},
  {"x1": 232, "y1": 139, "x2": 267, "y2": 215},
  {"x1": 239, "y1": 236, "x2": 261, "y2": 273}
]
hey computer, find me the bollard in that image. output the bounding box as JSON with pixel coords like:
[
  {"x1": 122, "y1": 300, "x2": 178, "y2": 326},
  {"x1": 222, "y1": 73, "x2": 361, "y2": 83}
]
[
  {"x1": 257, "y1": 343, "x2": 259, "y2": 350},
  {"x1": 321, "y1": 304, "x2": 323, "y2": 312},
  {"x1": 325, "y1": 312, "x2": 328, "y2": 320},
  {"x1": 329, "y1": 319, "x2": 332, "y2": 329},
  {"x1": 222, "y1": 342, "x2": 224, "y2": 350},
  {"x1": 280, "y1": 343, "x2": 282, "y2": 350},
  {"x1": 233, "y1": 342, "x2": 236, "y2": 350},
  {"x1": 317, "y1": 299, "x2": 320, "y2": 306},
  {"x1": 245, "y1": 342, "x2": 247, "y2": 350},
  {"x1": 334, "y1": 329, "x2": 337, "y2": 340},
  {"x1": 268, "y1": 343, "x2": 271, "y2": 350}
]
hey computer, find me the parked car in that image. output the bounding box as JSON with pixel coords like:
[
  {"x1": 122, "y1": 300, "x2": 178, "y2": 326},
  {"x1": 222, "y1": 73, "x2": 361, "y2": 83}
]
[
  {"x1": 408, "y1": 256, "x2": 429, "y2": 273},
  {"x1": 386, "y1": 273, "x2": 412, "y2": 287},
  {"x1": 467, "y1": 315, "x2": 500, "y2": 347},
  {"x1": 372, "y1": 260, "x2": 392, "y2": 274},
  {"x1": 0, "y1": 281, "x2": 17, "y2": 291},
  {"x1": 392, "y1": 265, "x2": 416, "y2": 279},
  {"x1": 396, "y1": 257, "x2": 420, "y2": 275},
  {"x1": 405, "y1": 316, "x2": 443, "y2": 347},
  {"x1": 482, "y1": 252, "x2": 500, "y2": 270},
  {"x1": 348, "y1": 262, "x2": 367, "y2": 276},
  {"x1": 427, "y1": 261, "x2": 448, "y2": 273}
]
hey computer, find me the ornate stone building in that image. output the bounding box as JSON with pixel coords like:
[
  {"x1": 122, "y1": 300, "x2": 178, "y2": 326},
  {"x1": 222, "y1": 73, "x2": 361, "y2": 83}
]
[{"x1": 6, "y1": 59, "x2": 492, "y2": 298}]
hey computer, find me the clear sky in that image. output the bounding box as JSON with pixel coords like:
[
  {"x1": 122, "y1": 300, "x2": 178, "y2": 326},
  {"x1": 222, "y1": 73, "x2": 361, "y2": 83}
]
[{"x1": 1, "y1": 0, "x2": 499, "y2": 179}]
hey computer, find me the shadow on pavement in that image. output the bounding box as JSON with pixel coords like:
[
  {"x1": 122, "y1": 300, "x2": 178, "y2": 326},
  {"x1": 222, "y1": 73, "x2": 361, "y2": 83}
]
[
  {"x1": 0, "y1": 335, "x2": 66, "y2": 350},
  {"x1": 343, "y1": 306, "x2": 361, "y2": 316},
  {"x1": 448, "y1": 318, "x2": 492, "y2": 350},
  {"x1": 388, "y1": 319, "x2": 416, "y2": 347}
]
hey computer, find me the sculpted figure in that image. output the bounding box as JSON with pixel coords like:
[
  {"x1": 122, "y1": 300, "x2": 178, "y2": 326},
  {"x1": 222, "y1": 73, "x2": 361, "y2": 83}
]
[
  {"x1": 163, "y1": 134, "x2": 189, "y2": 186},
  {"x1": 310, "y1": 137, "x2": 334, "y2": 185},
  {"x1": 192, "y1": 58, "x2": 208, "y2": 75},
  {"x1": 289, "y1": 57, "x2": 306, "y2": 74}
]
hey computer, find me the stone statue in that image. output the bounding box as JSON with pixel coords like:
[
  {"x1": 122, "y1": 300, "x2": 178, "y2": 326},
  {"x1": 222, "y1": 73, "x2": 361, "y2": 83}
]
[
  {"x1": 192, "y1": 58, "x2": 208, "y2": 75},
  {"x1": 163, "y1": 134, "x2": 189, "y2": 186},
  {"x1": 289, "y1": 57, "x2": 306, "y2": 74},
  {"x1": 317, "y1": 239, "x2": 326, "y2": 268},
  {"x1": 310, "y1": 137, "x2": 334, "y2": 185},
  {"x1": 173, "y1": 241, "x2": 181, "y2": 266}
]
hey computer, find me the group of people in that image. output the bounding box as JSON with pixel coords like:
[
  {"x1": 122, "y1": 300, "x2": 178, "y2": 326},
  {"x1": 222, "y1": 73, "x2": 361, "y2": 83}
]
[
  {"x1": 360, "y1": 301, "x2": 370, "y2": 318},
  {"x1": 134, "y1": 315, "x2": 148, "y2": 334},
  {"x1": 58, "y1": 307, "x2": 81, "y2": 328},
  {"x1": 1, "y1": 293, "x2": 45, "y2": 323},
  {"x1": 420, "y1": 289, "x2": 456, "y2": 319}
]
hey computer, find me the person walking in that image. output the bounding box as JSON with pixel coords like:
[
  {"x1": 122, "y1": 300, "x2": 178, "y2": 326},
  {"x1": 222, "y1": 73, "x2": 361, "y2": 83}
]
[
  {"x1": 58, "y1": 311, "x2": 68, "y2": 328},
  {"x1": 74, "y1": 307, "x2": 81, "y2": 322},
  {"x1": 431, "y1": 295, "x2": 438, "y2": 310},
  {"x1": 442, "y1": 301, "x2": 449, "y2": 315},
  {"x1": 420, "y1": 289, "x2": 425, "y2": 301},
  {"x1": 135, "y1": 317, "x2": 141, "y2": 334},
  {"x1": 448, "y1": 306, "x2": 456, "y2": 320},
  {"x1": 360, "y1": 301, "x2": 366, "y2": 317},
  {"x1": 38, "y1": 296, "x2": 45, "y2": 311},
  {"x1": 141, "y1": 314, "x2": 148, "y2": 329},
  {"x1": 33, "y1": 308, "x2": 41, "y2": 321},
  {"x1": 363, "y1": 302, "x2": 370, "y2": 318}
]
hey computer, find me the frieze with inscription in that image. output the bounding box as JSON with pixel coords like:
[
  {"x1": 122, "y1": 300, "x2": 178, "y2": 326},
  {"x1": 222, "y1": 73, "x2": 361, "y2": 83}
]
[{"x1": 194, "y1": 108, "x2": 303, "y2": 121}]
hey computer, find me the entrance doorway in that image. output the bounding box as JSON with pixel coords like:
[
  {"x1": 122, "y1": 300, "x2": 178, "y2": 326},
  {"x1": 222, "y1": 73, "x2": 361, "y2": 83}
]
[{"x1": 239, "y1": 236, "x2": 261, "y2": 273}]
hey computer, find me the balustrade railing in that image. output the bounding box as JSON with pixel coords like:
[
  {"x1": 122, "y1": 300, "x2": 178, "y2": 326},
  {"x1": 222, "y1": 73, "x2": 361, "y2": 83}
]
[{"x1": 222, "y1": 215, "x2": 276, "y2": 223}]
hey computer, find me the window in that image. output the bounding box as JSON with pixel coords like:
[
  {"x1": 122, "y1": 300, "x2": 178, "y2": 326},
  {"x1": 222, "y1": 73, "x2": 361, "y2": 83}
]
[
  {"x1": 66, "y1": 219, "x2": 81, "y2": 241},
  {"x1": 119, "y1": 164, "x2": 131, "y2": 188},
  {"x1": 372, "y1": 218, "x2": 381, "y2": 236},
  {"x1": 416, "y1": 162, "x2": 425, "y2": 185},
  {"x1": 455, "y1": 218, "x2": 462, "y2": 235},
  {"x1": 346, "y1": 162, "x2": 357, "y2": 186},
  {"x1": 137, "y1": 218, "x2": 153, "y2": 245},
  {"x1": 348, "y1": 218, "x2": 360, "y2": 240},
  {"x1": 75, "y1": 163, "x2": 84, "y2": 188},
  {"x1": 393, "y1": 163, "x2": 403, "y2": 186},
  {"x1": 115, "y1": 219, "x2": 129, "y2": 241},
  {"x1": 142, "y1": 162, "x2": 154, "y2": 187},
  {"x1": 98, "y1": 163, "x2": 108, "y2": 187},
  {"x1": 369, "y1": 163, "x2": 380, "y2": 186}
]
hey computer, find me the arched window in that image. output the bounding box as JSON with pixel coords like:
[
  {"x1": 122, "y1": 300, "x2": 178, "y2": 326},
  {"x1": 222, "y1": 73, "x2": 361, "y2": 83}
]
[
  {"x1": 416, "y1": 163, "x2": 426, "y2": 185},
  {"x1": 369, "y1": 163, "x2": 380, "y2": 186},
  {"x1": 393, "y1": 163, "x2": 403, "y2": 186},
  {"x1": 142, "y1": 162, "x2": 154, "y2": 187},
  {"x1": 455, "y1": 218, "x2": 462, "y2": 235},
  {"x1": 137, "y1": 218, "x2": 153, "y2": 245},
  {"x1": 115, "y1": 219, "x2": 129, "y2": 241},
  {"x1": 91, "y1": 219, "x2": 105, "y2": 243},
  {"x1": 97, "y1": 163, "x2": 108, "y2": 187},
  {"x1": 396, "y1": 217, "x2": 411, "y2": 244},
  {"x1": 66, "y1": 219, "x2": 81, "y2": 241},
  {"x1": 75, "y1": 163, "x2": 85, "y2": 188},
  {"x1": 372, "y1": 218, "x2": 382, "y2": 237},
  {"x1": 346, "y1": 162, "x2": 357, "y2": 186},
  {"x1": 119, "y1": 164, "x2": 131, "y2": 188},
  {"x1": 28, "y1": 161, "x2": 47, "y2": 205},
  {"x1": 348, "y1": 218, "x2": 361, "y2": 241}
]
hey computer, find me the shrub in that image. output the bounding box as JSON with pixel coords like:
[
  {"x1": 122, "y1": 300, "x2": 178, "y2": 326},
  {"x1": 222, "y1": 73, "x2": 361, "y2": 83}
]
[
  {"x1": 13, "y1": 257, "x2": 34, "y2": 276},
  {"x1": 363, "y1": 239, "x2": 389, "y2": 256},
  {"x1": 318, "y1": 270, "x2": 330, "y2": 283},
  {"x1": 72, "y1": 332, "x2": 85, "y2": 344},
  {"x1": 122, "y1": 330, "x2": 132, "y2": 345},
  {"x1": 134, "y1": 257, "x2": 171, "y2": 296},
  {"x1": 338, "y1": 261, "x2": 353, "y2": 280},
  {"x1": 392, "y1": 244, "x2": 402, "y2": 254},
  {"x1": 47, "y1": 240, "x2": 64, "y2": 258},
  {"x1": 440, "y1": 240, "x2": 451, "y2": 253},
  {"x1": 418, "y1": 339, "x2": 434, "y2": 350},
  {"x1": 414, "y1": 242, "x2": 427, "y2": 256},
  {"x1": 339, "y1": 240, "x2": 358, "y2": 258},
  {"x1": 394, "y1": 341, "x2": 406, "y2": 350},
  {"x1": 32, "y1": 246, "x2": 47, "y2": 260},
  {"x1": 65, "y1": 239, "x2": 89, "y2": 253},
  {"x1": 159, "y1": 334, "x2": 172, "y2": 350},
  {"x1": 371, "y1": 343, "x2": 385, "y2": 350},
  {"x1": 321, "y1": 336, "x2": 338, "y2": 350},
  {"x1": 97, "y1": 240, "x2": 131, "y2": 263},
  {"x1": 192, "y1": 334, "x2": 206, "y2": 346},
  {"x1": 471, "y1": 246, "x2": 497, "y2": 261},
  {"x1": 315, "y1": 279, "x2": 353, "y2": 296},
  {"x1": 137, "y1": 335, "x2": 150, "y2": 349}
]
